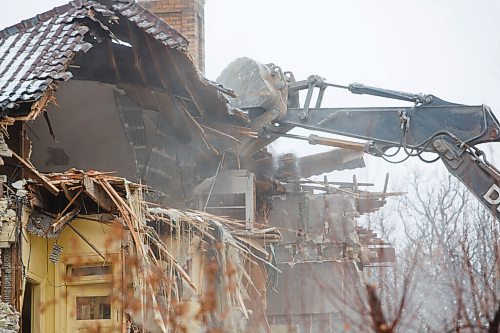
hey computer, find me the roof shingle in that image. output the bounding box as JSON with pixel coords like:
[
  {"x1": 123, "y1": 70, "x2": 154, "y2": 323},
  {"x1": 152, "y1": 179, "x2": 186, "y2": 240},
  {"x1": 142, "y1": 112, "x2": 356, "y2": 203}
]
[{"x1": 0, "y1": 0, "x2": 189, "y2": 110}]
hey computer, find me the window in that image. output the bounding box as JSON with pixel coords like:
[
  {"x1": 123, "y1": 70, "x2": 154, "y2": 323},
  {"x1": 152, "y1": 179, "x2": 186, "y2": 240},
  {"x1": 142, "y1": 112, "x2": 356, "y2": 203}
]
[
  {"x1": 70, "y1": 265, "x2": 112, "y2": 278},
  {"x1": 76, "y1": 296, "x2": 111, "y2": 320}
]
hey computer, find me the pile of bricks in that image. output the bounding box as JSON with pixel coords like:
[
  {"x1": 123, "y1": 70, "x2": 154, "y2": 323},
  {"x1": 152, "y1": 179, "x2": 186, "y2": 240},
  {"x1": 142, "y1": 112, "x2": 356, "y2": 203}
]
[{"x1": 0, "y1": 302, "x2": 20, "y2": 333}]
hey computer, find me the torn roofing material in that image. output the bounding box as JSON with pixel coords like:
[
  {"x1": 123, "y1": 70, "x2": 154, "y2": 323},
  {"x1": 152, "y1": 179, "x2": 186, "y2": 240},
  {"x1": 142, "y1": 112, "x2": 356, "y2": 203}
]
[
  {"x1": 13, "y1": 168, "x2": 280, "y2": 331},
  {"x1": 0, "y1": 0, "x2": 224, "y2": 113},
  {"x1": 0, "y1": 0, "x2": 251, "y2": 204}
]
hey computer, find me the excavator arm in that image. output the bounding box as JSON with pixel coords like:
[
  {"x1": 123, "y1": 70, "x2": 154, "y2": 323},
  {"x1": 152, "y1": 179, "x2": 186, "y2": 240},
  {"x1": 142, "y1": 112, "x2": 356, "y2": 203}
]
[
  {"x1": 217, "y1": 58, "x2": 500, "y2": 222},
  {"x1": 279, "y1": 84, "x2": 500, "y2": 221}
]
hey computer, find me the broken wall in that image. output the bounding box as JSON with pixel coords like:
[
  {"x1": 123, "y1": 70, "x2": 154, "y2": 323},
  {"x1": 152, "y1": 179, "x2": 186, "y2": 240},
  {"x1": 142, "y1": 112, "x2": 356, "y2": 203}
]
[
  {"x1": 265, "y1": 185, "x2": 394, "y2": 332},
  {"x1": 11, "y1": 170, "x2": 280, "y2": 332},
  {"x1": 22, "y1": 7, "x2": 241, "y2": 208}
]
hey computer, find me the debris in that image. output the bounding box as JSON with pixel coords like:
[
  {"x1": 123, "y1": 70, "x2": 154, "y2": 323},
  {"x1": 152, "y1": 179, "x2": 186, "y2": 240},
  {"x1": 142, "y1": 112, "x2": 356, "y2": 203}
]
[
  {"x1": 83, "y1": 176, "x2": 114, "y2": 212},
  {"x1": 0, "y1": 2, "x2": 402, "y2": 332},
  {"x1": 48, "y1": 243, "x2": 63, "y2": 263},
  {"x1": 14, "y1": 168, "x2": 280, "y2": 331},
  {"x1": 11, "y1": 151, "x2": 59, "y2": 195},
  {"x1": 51, "y1": 206, "x2": 80, "y2": 233},
  {"x1": 0, "y1": 302, "x2": 20, "y2": 333}
]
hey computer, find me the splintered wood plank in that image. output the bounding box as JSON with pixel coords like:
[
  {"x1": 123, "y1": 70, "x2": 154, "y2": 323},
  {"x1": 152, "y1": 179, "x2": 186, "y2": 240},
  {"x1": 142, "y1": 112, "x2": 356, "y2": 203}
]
[
  {"x1": 83, "y1": 176, "x2": 115, "y2": 212},
  {"x1": 60, "y1": 182, "x2": 78, "y2": 202},
  {"x1": 58, "y1": 188, "x2": 83, "y2": 217},
  {"x1": 51, "y1": 206, "x2": 80, "y2": 233},
  {"x1": 11, "y1": 151, "x2": 59, "y2": 195}
]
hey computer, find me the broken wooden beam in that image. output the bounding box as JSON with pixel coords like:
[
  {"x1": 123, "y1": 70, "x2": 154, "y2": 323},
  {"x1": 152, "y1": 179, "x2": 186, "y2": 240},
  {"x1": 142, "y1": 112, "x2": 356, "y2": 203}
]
[
  {"x1": 61, "y1": 182, "x2": 79, "y2": 202},
  {"x1": 11, "y1": 151, "x2": 59, "y2": 195},
  {"x1": 58, "y1": 188, "x2": 83, "y2": 216},
  {"x1": 83, "y1": 176, "x2": 115, "y2": 212},
  {"x1": 51, "y1": 206, "x2": 80, "y2": 233}
]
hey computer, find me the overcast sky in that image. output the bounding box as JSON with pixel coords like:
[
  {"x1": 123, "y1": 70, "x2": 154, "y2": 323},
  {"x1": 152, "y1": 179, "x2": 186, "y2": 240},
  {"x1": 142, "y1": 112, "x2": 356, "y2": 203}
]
[
  {"x1": 1, "y1": 0, "x2": 500, "y2": 191},
  {"x1": 204, "y1": 0, "x2": 500, "y2": 190}
]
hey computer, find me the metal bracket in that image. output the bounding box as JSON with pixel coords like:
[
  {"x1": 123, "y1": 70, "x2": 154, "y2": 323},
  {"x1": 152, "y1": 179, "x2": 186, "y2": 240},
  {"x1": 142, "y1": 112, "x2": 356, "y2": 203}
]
[
  {"x1": 297, "y1": 75, "x2": 327, "y2": 120},
  {"x1": 432, "y1": 138, "x2": 464, "y2": 170}
]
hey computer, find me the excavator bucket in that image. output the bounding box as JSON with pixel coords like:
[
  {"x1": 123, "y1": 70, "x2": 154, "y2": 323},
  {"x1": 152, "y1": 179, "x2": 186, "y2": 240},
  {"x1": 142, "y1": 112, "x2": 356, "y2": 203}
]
[{"x1": 217, "y1": 57, "x2": 288, "y2": 121}]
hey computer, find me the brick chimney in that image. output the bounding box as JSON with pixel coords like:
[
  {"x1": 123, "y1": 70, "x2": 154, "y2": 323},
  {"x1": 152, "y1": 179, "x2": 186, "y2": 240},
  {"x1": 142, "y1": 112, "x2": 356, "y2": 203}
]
[{"x1": 139, "y1": 0, "x2": 206, "y2": 73}]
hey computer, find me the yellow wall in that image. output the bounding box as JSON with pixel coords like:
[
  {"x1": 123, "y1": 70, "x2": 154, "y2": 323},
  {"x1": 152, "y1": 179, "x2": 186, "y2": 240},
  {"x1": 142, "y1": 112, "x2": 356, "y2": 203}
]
[
  {"x1": 22, "y1": 231, "x2": 55, "y2": 333},
  {"x1": 22, "y1": 217, "x2": 123, "y2": 333},
  {"x1": 22, "y1": 217, "x2": 207, "y2": 332}
]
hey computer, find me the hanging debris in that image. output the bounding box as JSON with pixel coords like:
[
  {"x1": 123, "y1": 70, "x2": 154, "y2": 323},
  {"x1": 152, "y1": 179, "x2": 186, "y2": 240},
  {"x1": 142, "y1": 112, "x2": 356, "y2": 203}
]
[{"x1": 0, "y1": 168, "x2": 278, "y2": 332}]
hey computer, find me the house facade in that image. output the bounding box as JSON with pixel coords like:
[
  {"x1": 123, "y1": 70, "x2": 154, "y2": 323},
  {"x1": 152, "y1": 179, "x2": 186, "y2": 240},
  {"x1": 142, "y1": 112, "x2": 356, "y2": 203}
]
[{"x1": 0, "y1": 1, "x2": 395, "y2": 332}]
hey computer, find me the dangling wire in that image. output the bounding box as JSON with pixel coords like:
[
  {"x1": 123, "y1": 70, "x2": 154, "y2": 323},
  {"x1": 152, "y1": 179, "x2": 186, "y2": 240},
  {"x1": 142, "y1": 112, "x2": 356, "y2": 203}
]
[
  {"x1": 417, "y1": 153, "x2": 441, "y2": 163},
  {"x1": 380, "y1": 152, "x2": 411, "y2": 164}
]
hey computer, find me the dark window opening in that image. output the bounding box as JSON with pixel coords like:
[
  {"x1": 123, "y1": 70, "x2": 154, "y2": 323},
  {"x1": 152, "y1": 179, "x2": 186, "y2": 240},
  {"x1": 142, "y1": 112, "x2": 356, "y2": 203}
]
[{"x1": 69, "y1": 265, "x2": 112, "y2": 277}]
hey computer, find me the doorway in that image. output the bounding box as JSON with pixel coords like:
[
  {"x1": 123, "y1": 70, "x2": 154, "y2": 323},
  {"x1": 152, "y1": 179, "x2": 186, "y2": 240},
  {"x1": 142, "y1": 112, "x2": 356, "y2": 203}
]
[
  {"x1": 21, "y1": 280, "x2": 40, "y2": 333},
  {"x1": 21, "y1": 281, "x2": 33, "y2": 333}
]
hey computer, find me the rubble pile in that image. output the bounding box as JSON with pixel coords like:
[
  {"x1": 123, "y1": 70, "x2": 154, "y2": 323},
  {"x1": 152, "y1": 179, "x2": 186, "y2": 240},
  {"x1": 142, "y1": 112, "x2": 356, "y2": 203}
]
[{"x1": 0, "y1": 302, "x2": 19, "y2": 333}]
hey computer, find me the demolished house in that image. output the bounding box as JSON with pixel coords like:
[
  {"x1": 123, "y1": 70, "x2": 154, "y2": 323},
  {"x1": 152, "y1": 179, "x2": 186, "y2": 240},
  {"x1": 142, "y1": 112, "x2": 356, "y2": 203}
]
[{"x1": 0, "y1": 0, "x2": 396, "y2": 332}]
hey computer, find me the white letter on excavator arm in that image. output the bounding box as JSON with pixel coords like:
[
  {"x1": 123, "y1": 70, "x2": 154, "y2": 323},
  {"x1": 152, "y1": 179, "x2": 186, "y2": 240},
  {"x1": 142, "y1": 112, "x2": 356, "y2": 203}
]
[{"x1": 484, "y1": 184, "x2": 500, "y2": 212}]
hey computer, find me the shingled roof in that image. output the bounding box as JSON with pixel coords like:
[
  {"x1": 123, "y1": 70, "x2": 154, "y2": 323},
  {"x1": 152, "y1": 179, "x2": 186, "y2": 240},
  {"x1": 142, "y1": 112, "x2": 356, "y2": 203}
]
[{"x1": 0, "y1": 0, "x2": 190, "y2": 110}]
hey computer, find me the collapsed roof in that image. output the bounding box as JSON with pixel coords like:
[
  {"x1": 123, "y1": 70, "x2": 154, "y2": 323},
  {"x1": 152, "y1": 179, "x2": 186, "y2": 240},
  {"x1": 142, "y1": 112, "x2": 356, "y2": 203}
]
[
  {"x1": 0, "y1": 0, "x2": 231, "y2": 115},
  {"x1": 0, "y1": 0, "x2": 369, "y2": 208},
  {"x1": 0, "y1": 0, "x2": 253, "y2": 205}
]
